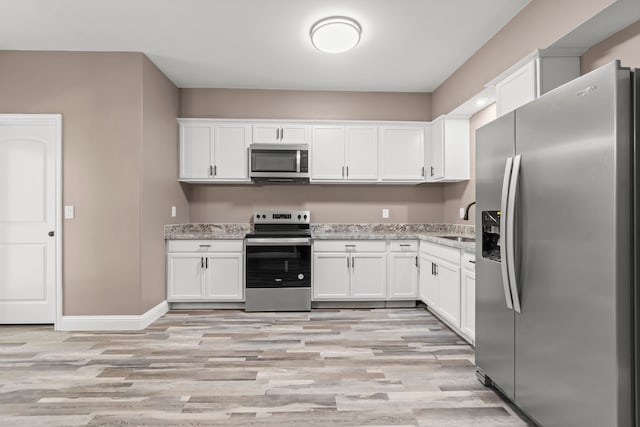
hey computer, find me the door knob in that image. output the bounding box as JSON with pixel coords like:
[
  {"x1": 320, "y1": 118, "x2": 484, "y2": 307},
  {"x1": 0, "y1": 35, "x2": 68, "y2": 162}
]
[{"x1": 48, "y1": 231, "x2": 54, "y2": 237}]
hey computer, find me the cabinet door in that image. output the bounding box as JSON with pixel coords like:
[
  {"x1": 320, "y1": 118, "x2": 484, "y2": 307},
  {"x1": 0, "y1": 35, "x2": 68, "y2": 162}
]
[
  {"x1": 204, "y1": 253, "x2": 244, "y2": 301},
  {"x1": 436, "y1": 259, "x2": 461, "y2": 328},
  {"x1": 213, "y1": 123, "x2": 250, "y2": 181},
  {"x1": 345, "y1": 126, "x2": 378, "y2": 181},
  {"x1": 389, "y1": 253, "x2": 418, "y2": 299},
  {"x1": 180, "y1": 124, "x2": 213, "y2": 179},
  {"x1": 252, "y1": 124, "x2": 281, "y2": 143},
  {"x1": 419, "y1": 253, "x2": 439, "y2": 308},
  {"x1": 350, "y1": 253, "x2": 386, "y2": 299},
  {"x1": 380, "y1": 126, "x2": 425, "y2": 181},
  {"x1": 429, "y1": 120, "x2": 444, "y2": 181},
  {"x1": 461, "y1": 268, "x2": 476, "y2": 343},
  {"x1": 167, "y1": 254, "x2": 204, "y2": 300},
  {"x1": 313, "y1": 253, "x2": 350, "y2": 299},
  {"x1": 311, "y1": 126, "x2": 345, "y2": 180},
  {"x1": 280, "y1": 125, "x2": 309, "y2": 144},
  {"x1": 496, "y1": 59, "x2": 537, "y2": 117}
]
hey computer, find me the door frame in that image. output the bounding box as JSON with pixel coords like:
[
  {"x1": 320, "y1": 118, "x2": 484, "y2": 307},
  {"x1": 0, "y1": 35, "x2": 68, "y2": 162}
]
[{"x1": 1, "y1": 114, "x2": 62, "y2": 328}]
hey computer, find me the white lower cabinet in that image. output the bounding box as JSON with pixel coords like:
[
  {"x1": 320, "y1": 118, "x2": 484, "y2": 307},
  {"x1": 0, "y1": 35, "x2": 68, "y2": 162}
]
[
  {"x1": 388, "y1": 241, "x2": 419, "y2": 299},
  {"x1": 460, "y1": 252, "x2": 476, "y2": 344},
  {"x1": 167, "y1": 240, "x2": 244, "y2": 302},
  {"x1": 313, "y1": 240, "x2": 386, "y2": 300},
  {"x1": 419, "y1": 241, "x2": 467, "y2": 339}
]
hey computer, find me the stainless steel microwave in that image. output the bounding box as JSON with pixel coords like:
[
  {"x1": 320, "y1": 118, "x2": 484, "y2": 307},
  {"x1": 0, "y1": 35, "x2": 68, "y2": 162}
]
[{"x1": 249, "y1": 144, "x2": 309, "y2": 182}]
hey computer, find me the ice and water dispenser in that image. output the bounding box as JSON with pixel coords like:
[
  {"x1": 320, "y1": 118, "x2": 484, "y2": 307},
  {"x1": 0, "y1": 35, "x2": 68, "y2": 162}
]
[{"x1": 481, "y1": 211, "x2": 501, "y2": 262}]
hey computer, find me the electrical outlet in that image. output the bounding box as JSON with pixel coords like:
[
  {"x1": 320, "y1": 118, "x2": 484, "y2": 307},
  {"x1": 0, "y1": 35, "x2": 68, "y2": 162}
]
[
  {"x1": 382, "y1": 208, "x2": 389, "y2": 219},
  {"x1": 460, "y1": 208, "x2": 465, "y2": 219},
  {"x1": 171, "y1": 206, "x2": 177, "y2": 218}
]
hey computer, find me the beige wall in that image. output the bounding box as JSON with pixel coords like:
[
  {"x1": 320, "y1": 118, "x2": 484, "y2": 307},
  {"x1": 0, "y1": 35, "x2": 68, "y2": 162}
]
[
  {"x1": 189, "y1": 184, "x2": 444, "y2": 224},
  {"x1": 0, "y1": 51, "x2": 185, "y2": 316},
  {"x1": 442, "y1": 104, "x2": 496, "y2": 225},
  {"x1": 141, "y1": 57, "x2": 188, "y2": 312},
  {"x1": 432, "y1": 0, "x2": 615, "y2": 118},
  {"x1": 180, "y1": 89, "x2": 432, "y2": 121},
  {"x1": 581, "y1": 19, "x2": 640, "y2": 72}
]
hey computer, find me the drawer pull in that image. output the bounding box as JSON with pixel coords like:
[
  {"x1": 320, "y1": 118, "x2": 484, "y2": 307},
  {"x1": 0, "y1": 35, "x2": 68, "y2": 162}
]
[
  {"x1": 400, "y1": 244, "x2": 411, "y2": 247},
  {"x1": 199, "y1": 244, "x2": 212, "y2": 248},
  {"x1": 469, "y1": 260, "x2": 476, "y2": 264}
]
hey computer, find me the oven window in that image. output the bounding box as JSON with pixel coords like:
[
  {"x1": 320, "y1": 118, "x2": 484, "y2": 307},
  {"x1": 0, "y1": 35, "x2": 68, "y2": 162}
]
[
  {"x1": 246, "y1": 245, "x2": 311, "y2": 288},
  {"x1": 251, "y1": 150, "x2": 297, "y2": 172}
]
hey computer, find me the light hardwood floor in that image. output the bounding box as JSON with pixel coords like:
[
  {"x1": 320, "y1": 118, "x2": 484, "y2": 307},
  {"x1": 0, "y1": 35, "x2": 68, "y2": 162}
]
[{"x1": 0, "y1": 308, "x2": 531, "y2": 426}]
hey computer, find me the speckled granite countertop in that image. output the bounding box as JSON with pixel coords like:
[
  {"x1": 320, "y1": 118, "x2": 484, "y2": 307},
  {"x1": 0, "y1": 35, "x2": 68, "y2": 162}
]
[{"x1": 165, "y1": 223, "x2": 476, "y2": 252}]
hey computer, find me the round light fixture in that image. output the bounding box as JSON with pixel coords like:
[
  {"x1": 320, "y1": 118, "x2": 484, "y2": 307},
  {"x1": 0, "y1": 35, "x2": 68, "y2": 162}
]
[{"x1": 310, "y1": 16, "x2": 361, "y2": 54}]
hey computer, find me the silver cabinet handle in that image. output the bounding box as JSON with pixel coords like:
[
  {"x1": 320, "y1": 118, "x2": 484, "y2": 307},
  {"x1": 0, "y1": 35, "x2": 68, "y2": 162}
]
[
  {"x1": 344, "y1": 244, "x2": 356, "y2": 248},
  {"x1": 507, "y1": 154, "x2": 522, "y2": 313},
  {"x1": 346, "y1": 166, "x2": 349, "y2": 178},
  {"x1": 415, "y1": 256, "x2": 418, "y2": 267},
  {"x1": 213, "y1": 165, "x2": 217, "y2": 176},
  {"x1": 201, "y1": 257, "x2": 204, "y2": 268},
  {"x1": 209, "y1": 165, "x2": 214, "y2": 176},
  {"x1": 469, "y1": 260, "x2": 476, "y2": 264},
  {"x1": 430, "y1": 166, "x2": 434, "y2": 176},
  {"x1": 421, "y1": 166, "x2": 425, "y2": 177},
  {"x1": 205, "y1": 257, "x2": 208, "y2": 269},
  {"x1": 276, "y1": 128, "x2": 281, "y2": 140},
  {"x1": 500, "y1": 157, "x2": 514, "y2": 310},
  {"x1": 352, "y1": 257, "x2": 355, "y2": 268},
  {"x1": 281, "y1": 128, "x2": 284, "y2": 140},
  {"x1": 342, "y1": 166, "x2": 345, "y2": 178},
  {"x1": 199, "y1": 244, "x2": 211, "y2": 247},
  {"x1": 346, "y1": 256, "x2": 350, "y2": 269},
  {"x1": 431, "y1": 262, "x2": 435, "y2": 275},
  {"x1": 400, "y1": 244, "x2": 411, "y2": 247}
]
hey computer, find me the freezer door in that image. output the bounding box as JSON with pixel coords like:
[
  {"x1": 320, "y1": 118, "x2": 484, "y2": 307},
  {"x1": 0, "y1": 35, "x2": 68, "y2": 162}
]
[
  {"x1": 514, "y1": 62, "x2": 634, "y2": 427},
  {"x1": 475, "y1": 112, "x2": 516, "y2": 399}
]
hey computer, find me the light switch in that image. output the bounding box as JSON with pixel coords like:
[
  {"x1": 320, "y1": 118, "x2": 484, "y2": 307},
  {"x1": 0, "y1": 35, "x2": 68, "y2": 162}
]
[
  {"x1": 64, "y1": 205, "x2": 75, "y2": 219},
  {"x1": 171, "y1": 206, "x2": 177, "y2": 218},
  {"x1": 382, "y1": 208, "x2": 389, "y2": 219}
]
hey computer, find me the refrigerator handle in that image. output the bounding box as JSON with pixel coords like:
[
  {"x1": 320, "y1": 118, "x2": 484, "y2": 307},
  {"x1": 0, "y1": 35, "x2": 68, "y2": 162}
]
[
  {"x1": 506, "y1": 154, "x2": 522, "y2": 313},
  {"x1": 500, "y1": 157, "x2": 514, "y2": 310}
]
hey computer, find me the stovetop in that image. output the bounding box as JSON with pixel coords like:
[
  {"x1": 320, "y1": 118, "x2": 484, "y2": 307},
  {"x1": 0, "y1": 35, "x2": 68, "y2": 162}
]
[{"x1": 247, "y1": 210, "x2": 311, "y2": 239}]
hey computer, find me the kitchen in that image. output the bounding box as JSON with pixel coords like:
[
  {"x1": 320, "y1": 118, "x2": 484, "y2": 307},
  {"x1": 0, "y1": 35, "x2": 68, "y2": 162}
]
[{"x1": 1, "y1": 0, "x2": 640, "y2": 426}]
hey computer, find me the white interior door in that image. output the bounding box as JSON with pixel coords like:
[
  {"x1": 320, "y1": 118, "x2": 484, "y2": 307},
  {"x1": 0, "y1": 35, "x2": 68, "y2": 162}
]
[{"x1": 0, "y1": 115, "x2": 60, "y2": 324}]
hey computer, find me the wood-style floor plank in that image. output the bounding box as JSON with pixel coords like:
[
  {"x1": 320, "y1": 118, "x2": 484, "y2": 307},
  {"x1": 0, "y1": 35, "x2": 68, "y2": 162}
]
[{"x1": 0, "y1": 308, "x2": 531, "y2": 426}]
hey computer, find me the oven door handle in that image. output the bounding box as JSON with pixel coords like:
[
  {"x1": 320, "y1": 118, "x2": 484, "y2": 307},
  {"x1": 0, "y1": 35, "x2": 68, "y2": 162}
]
[{"x1": 245, "y1": 237, "x2": 312, "y2": 246}]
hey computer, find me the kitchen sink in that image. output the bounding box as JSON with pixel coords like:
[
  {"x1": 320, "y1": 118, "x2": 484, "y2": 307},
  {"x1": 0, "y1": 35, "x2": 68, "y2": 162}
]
[{"x1": 436, "y1": 235, "x2": 476, "y2": 243}]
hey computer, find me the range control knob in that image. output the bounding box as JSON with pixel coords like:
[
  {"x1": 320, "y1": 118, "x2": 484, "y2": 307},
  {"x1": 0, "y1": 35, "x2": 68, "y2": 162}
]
[
  {"x1": 262, "y1": 215, "x2": 267, "y2": 219},
  {"x1": 298, "y1": 215, "x2": 301, "y2": 220},
  {"x1": 304, "y1": 215, "x2": 308, "y2": 220}
]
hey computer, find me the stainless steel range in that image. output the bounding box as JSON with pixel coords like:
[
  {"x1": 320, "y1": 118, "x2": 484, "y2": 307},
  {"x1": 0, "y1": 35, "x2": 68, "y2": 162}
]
[{"x1": 244, "y1": 210, "x2": 311, "y2": 312}]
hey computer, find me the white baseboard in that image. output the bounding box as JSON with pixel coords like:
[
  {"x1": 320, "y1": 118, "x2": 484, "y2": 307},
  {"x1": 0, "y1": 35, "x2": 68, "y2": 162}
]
[{"x1": 56, "y1": 300, "x2": 169, "y2": 331}]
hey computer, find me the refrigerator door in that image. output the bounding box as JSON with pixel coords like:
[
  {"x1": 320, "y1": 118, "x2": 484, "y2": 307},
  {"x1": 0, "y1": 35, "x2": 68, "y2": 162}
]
[
  {"x1": 475, "y1": 112, "x2": 516, "y2": 399},
  {"x1": 514, "y1": 62, "x2": 634, "y2": 426}
]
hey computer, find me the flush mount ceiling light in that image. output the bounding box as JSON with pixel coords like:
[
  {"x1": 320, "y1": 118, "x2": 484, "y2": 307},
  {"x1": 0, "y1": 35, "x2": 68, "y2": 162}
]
[{"x1": 310, "y1": 16, "x2": 361, "y2": 54}]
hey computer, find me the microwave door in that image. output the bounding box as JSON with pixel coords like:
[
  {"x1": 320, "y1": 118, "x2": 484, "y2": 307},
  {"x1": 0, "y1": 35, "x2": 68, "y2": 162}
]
[{"x1": 251, "y1": 150, "x2": 298, "y2": 173}]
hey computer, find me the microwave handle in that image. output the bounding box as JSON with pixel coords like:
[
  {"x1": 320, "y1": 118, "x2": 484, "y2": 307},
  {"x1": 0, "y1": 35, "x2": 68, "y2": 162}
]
[{"x1": 296, "y1": 150, "x2": 301, "y2": 173}]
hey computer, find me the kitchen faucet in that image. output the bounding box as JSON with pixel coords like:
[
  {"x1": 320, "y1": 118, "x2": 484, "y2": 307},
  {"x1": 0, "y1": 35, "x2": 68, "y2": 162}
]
[{"x1": 463, "y1": 201, "x2": 476, "y2": 221}]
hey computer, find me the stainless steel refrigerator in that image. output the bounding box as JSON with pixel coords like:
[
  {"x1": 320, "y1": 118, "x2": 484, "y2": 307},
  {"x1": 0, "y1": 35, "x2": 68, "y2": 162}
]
[{"x1": 475, "y1": 61, "x2": 639, "y2": 427}]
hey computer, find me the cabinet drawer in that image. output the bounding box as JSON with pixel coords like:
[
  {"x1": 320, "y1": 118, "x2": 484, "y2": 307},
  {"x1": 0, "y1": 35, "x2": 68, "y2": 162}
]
[
  {"x1": 389, "y1": 240, "x2": 418, "y2": 252},
  {"x1": 167, "y1": 240, "x2": 243, "y2": 253},
  {"x1": 462, "y1": 252, "x2": 476, "y2": 273},
  {"x1": 314, "y1": 240, "x2": 386, "y2": 252},
  {"x1": 420, "y1": 241, "x2": 460, "y2": 264}
]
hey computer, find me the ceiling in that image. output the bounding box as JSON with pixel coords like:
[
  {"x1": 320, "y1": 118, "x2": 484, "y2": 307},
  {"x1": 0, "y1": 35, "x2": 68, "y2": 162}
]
[{"x1": 0, "y1": 0, "x2": 529, "y2": 92}]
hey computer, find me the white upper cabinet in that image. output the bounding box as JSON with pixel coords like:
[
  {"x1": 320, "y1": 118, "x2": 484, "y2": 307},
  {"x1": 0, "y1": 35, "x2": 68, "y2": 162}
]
[
  {"x1": 179, "y1": 119, "x2": 250, "y2": 183},
  {"x1": 492, "y1": 49, "x2": 581, "y2": 117},
  {"x1": 252, "y1": 123, "x2": 309, "y2": 144},
  {"x1": 426, "y1": 117, "x2": 470, "y2": 182},
  {"x1": 311, "y1": 125, "x2": 378, "y2": 183},
  {"x1": 180, "y1": 123, "x2": 212, "y2": 180},
  {"x1": 379, "y1": 125, "x2": 425, "y2": 182}
]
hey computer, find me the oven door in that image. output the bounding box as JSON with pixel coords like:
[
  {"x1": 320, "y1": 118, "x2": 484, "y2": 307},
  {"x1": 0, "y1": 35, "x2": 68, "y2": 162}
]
[{"x1": 245, "y1": 238, "x2": 311, "y2": 288}]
